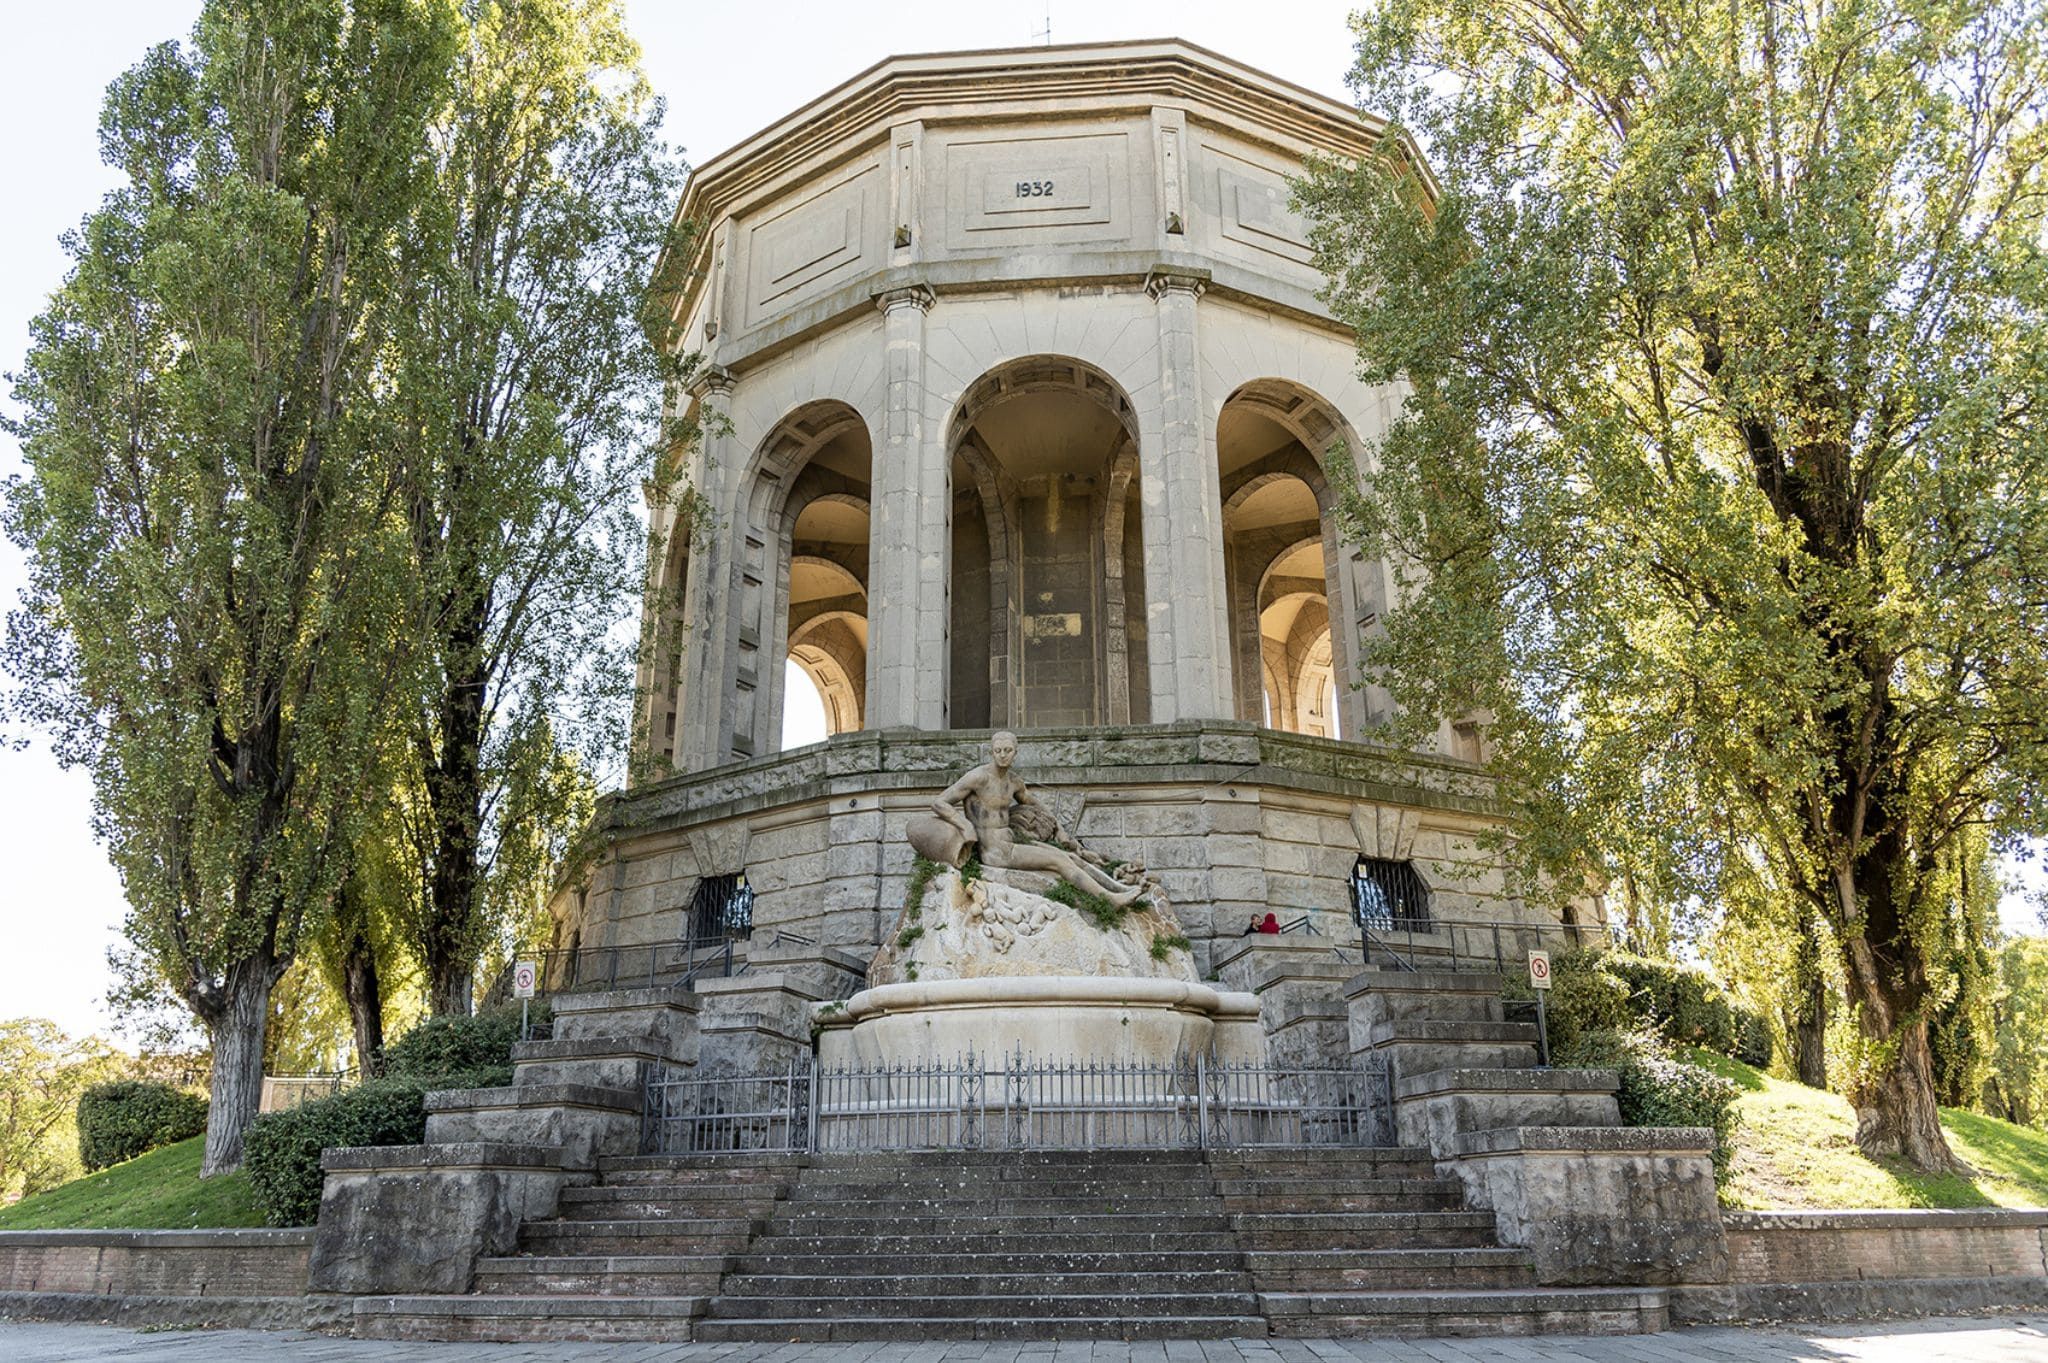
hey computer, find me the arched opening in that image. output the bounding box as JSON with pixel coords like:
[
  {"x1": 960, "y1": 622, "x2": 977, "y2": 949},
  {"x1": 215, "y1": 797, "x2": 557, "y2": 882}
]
[
  {"x1": 744, "y1": 400, "x2": 872, "y2": 756},
  {"x1": 946, "y1": 357, "x2": 1147, "y2": 728},
  {"x1": 1218, "y1": 380, "x2": 1362, "y2": 739}
]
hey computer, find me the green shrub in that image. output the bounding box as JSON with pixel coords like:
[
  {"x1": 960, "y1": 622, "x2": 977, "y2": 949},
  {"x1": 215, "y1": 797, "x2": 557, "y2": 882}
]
[
  {"x1": 1551, "y1": 950, "x2": 1744, "y2": 1057},
  {"x1": 77, "y1": 1080, "x2": 208, "y2": 1172},
  {"x1": 1557, "y1": 1028, "x2": 1741, "y2": 1186},
  {"x1": 1731, "y1": 1005, "x2": 1774, "y2": 1069},
  {"x1": 243, "y1": 1065, "x2": 508, "y2": 1226},
  {"x1": 378, "y1": 1008, "x2": 533, "y2": 1078},
  {"x1": 1544, "y1": 962, "x2": 1633, "y2": 1053}
]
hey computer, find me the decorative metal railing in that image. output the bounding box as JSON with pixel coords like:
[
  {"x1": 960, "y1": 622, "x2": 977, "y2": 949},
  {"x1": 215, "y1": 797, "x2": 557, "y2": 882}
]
[{"x1": 641, "y1": 1052, "x2": 1394, "y2": 1155}]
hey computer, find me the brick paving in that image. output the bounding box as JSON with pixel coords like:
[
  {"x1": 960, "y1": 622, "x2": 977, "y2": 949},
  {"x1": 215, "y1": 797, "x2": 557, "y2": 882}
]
[{"x1": 3, "y1": 1315, "x2": 2047, "y2": 1363}]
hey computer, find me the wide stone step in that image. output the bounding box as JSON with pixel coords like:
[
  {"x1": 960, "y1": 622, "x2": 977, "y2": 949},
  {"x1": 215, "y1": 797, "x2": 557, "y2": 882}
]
[
  {"x1": 557, "y1": 1195, "x2": 785, "y2": 1221},
  {"x1": 1220, "y1": 1189, "x2": 1463, "y2": 1213},
  {"x1": 518, "y1": 1218, "x2": 757, "y2": 1255},
  {"x1": 1208, "y1": 1160, "x2": 1438, "y2": 1181},
  {"x1": 691, "y1": 1314, "x2": 1267, "y2": 1342},
  {"x1": 720, "y1": 1269, "x2": 1255, "y2": 1297},
  {"x1": 352, "y1": 1294, "x2": 706, "y2": 1343},
  {"x1": 1260, "y1": 1287, "x2": 1669, "y2": 1338},
  {"x1": 758, "y1": 1212, "x2": 1231, "y2": 1235},
  {"x1": 805, "y1": 1150, "x2": 1212, "y2": 1168},
  {"x1": 1243, "y1": 1247, "x2": 1537, "y2": 1291},
  {"x1": 600, "y1": 1153, "x2": 808, "y2": 1183},
  {"x1": 726, "y1": 1249, "x2": 1248, "y2": 1276},
  {"x1": 750, "y1": 1230, "x2": 1244, "y2": 1255},
  {"x1": 472, "y1": 1254, "x2": 729, "y2": 1296},
  {"x1": 1213, "y1": 1175, "x2": 1451, "y2": 1196},
  {"x1": 706, "y1": 1290, "x2": 1261, "y2": 1321},
  {"x1": 568, "y1": 1182, "x2": 784, "y2": 1203},
  {"x1": 787, "y1": 1173, "x2": 1218, "y2": 1194},
  {"x1": 774, "y1": 1196, "x2": 1226, "y2": 1218},
  {"x1": 1234, "y1": 1211, "x2": 1501, "y2": 1251}
]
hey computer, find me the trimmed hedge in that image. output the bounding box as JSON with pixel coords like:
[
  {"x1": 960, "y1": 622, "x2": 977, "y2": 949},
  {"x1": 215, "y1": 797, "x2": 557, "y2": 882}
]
[
  {"x1": 1548, "y1": 949, "x2": 1769, "y2": 1067},
  {"x1": 77, "y1": 1080, "x2": 208, "y2": 1172},
  {"x1": 379, "y1": 1007, "x2": 538, "y2": 1078},
  {"x1": 243, "y1": 1066, "x2": 509, "y2": 1227},
  {"x1": 246, "y1": 1006, "x2": 538, "y2": 1227},
  {"x1": 1556, "y1": 1027, "x2": 1741, "y2": 1185}
]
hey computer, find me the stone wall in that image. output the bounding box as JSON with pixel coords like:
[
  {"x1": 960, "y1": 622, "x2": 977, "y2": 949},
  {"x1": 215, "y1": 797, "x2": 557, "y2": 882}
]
[
  {"x1": 1670, "y1": 1210, "x2": 2048, "y2": 1323},
  {"x1": 553, "y1": 721, "x2": 1533, "y2": 974},
  {"x1": 0, "y1": 1229, "x2": 310, "y2": 1327}
]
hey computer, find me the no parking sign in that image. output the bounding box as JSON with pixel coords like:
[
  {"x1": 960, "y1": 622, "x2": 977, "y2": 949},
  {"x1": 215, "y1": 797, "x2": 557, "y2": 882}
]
[
  {"x1": 513, "y1": 960, "x2": 537, "y2": 999},
  {"x1": 1528, "y1": 949, "x2": 1552, "y2": 990}
]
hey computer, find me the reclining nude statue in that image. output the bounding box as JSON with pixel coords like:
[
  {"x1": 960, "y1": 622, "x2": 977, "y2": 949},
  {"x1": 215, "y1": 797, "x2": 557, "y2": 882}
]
[{"x1": 914, "y1": 731, "x2": 1144, "y2": 908}]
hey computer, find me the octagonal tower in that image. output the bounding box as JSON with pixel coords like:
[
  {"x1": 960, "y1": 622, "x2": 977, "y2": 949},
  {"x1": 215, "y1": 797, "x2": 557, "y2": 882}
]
[{"x1": 546, "y1": 41, "x2": 1595, "y2": 1022}]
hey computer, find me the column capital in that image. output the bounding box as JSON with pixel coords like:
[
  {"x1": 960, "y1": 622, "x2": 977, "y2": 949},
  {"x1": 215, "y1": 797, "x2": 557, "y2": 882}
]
[
  {"x1": 873, "y1": 282, "x2": 936, "y2": 315},
  {"x1": 686, "y1": 364, "x2": 735, "y2": 401},
  {"x1": 1145, "y1": 265, "x2": 1211, "y2": 300}
]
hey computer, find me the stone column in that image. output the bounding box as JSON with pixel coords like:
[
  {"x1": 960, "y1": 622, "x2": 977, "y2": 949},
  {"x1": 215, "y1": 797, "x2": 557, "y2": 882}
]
[
  {"x1": 866, "y1": 284, "x2": 948, "y2": 730},
  {"x1": 1143, "y1": 265, "x2": 1233, "y2": 722},
  {"x1": 676, "y1": 365, "x2": 738, "y2": 770}
]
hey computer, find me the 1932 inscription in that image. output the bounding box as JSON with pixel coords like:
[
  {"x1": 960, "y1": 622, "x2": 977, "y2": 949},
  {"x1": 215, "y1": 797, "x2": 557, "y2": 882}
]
[{"x1": 1014, "y1": 179, "x2": 1056, "y2": 197}]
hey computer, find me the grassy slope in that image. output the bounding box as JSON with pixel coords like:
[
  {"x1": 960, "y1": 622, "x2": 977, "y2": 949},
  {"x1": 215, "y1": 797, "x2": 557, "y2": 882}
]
[
  {"x1": 1689, "y1": 1049, "x2": 2048, "y2": 1210},
  {"x1": 0, "y1": 1136, "x2": 265, "y2": 1231}
]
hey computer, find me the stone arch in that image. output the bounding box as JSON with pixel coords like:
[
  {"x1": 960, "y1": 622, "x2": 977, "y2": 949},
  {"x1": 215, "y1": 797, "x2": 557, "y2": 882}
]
[
  {"x1": 945, "y1": 355, "x2": 1148, "y2": 728},
  {"x1": 1216, "y1": 379, "x2": 1370, "y2": 738},
  {"x1": 730, "y1": 399, "x2": 873, "y2": 758}
]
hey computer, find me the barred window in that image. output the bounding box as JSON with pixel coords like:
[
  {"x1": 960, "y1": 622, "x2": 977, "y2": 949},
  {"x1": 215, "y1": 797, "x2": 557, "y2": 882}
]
[
  {"x1": 689, "y1": 871, "x2": 754, "y2": 942},
  {"x1": 1349, "y1": 857, "x2": 1430, "y2": 930}
]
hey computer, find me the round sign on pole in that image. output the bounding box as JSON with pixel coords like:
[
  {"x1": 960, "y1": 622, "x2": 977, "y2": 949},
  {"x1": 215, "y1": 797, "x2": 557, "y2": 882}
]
[
  {"x1": 513, "y1": 961, "x2": 537, "y2": 999},
  {"x1": 1527, "y1": 949, "x2": 1552, "y2": 990}
]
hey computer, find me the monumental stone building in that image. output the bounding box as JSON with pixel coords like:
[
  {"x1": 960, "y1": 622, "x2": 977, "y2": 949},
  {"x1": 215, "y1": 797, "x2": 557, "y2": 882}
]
[
  {"x1": 10, "y1": 39, "x2": 2038, "y2": 1348},
  {"x1": 547, "y1": 37, "x2": 1573, "y2": 983}
]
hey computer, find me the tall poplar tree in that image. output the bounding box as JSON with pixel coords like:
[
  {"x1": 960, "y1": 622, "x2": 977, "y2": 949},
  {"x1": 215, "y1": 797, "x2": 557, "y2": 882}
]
[
  {"x1": 1303, "y1": 0, "x2": 2048, "y2": 1168},
  {"x1": 384, "y1": 0, "x2": 689, "y2": 1015},
  {"x1": 4, "y1": 0, "x2": 453, "y2": 1172}
]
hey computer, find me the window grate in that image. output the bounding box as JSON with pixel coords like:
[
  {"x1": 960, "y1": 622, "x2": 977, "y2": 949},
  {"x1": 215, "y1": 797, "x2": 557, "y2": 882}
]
[
  {"x1": 1350, "y1": 856, "x2": 1430, "y2": 930},
  {"x1": 689, "y1": 871, "x2": 755, "y2": 941}
]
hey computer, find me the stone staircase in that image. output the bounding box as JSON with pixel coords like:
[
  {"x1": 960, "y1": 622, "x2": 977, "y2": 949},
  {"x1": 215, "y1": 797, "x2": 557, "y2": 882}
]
[
  {"x1": 331, "y1": 947, "x2": 1702, "y2": 1342},
  {"x1": 354, "y1": 1141, "x2": 1667, "y2": 1342}
]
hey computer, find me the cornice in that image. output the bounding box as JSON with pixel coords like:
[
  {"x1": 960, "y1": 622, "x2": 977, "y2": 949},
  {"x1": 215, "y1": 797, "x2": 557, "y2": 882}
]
[{"x1": 650, "y1": 39, "x2": 1430, "y2": 347}]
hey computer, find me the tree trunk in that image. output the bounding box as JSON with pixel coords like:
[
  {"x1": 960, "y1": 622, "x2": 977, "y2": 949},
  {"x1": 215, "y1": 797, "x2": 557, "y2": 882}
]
[
  {"x1": 1846, "y1": 1001, "x2": 1960, "y2": 1171},
  {"x1": 420, "y1": 579, "x2": 489, "y2": 1018},
  {"x1": 1836, "y1": 843, "x2": 1964, "y2": 1172},
  {"x1": 1793, "y1": 922, "x2": 1829, "y2": 1089},
  {"x1": 341, "y1": 927, "x2": 384, "y2": 1076},
  {"x1": 200, "y1": 956, "x2": 273, "y2": 1177}
]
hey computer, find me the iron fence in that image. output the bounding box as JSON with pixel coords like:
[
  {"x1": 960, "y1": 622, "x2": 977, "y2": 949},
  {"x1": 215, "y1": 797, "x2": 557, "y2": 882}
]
[
  {"x1": 642, "y1": 1052, "x2": 1392, "y2": 1155},
  {"x1": 1360, "y1": 917, "x2": 1623, "y2": 974}
]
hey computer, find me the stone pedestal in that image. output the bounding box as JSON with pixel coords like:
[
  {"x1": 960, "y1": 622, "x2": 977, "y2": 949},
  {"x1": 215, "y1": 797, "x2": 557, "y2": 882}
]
[{"x1": 308, "y1": 1143, "x2": 570, "y2": 1297}]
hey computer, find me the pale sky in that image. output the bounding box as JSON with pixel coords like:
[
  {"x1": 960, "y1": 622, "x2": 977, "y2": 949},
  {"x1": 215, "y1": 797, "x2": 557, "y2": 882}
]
[{"x1": 0, "y1": 2, "x2": 2038, "y2": 1040}]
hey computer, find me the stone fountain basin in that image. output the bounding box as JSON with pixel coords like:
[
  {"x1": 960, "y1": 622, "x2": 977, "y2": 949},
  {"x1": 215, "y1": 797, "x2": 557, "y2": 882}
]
[{"x1": 814, "y1": 974, "x2": 1266, "y2": 1069}]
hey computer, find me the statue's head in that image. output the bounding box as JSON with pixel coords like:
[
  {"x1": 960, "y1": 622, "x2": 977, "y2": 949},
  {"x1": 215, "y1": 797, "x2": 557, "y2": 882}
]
[{"x1": 989, "y1": 730, "x2": 1018, "y2": 769}]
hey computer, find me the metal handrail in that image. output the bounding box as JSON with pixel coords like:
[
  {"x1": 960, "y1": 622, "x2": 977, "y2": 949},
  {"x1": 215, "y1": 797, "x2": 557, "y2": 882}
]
[
  {"x1": 537, "y1": 935, "x2": 749, "y2": 996},
  {"x1": 1359, "y1": 917, "x2": 1623, "y2": 974}
]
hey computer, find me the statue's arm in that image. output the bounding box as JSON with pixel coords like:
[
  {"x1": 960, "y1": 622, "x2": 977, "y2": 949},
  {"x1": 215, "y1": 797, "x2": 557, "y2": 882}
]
[{"x1": 931, "y1": 774, "x2": 980, "y2": 836}]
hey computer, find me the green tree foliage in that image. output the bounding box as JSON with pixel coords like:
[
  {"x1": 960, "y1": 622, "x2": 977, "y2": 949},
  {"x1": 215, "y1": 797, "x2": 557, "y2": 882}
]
[
  {"x1": 383, "y1": 0, "x2": 688, "y2": 1016},
  {"x1": 1988, "y1": 936, "x2": 2048, "y2": 1127},
  {"x1": 1302, "y1": 0, "x2": 2048, "y2": 1169},
  {"x1": 75, "y1": 1078, "x2": 208, "y2": 1172},
  {"x1": 3, "y1": 0, "x2": 457, "y2": 1173},
  {"x1": 0, "y1": 1020, "x2": 126, "y2": 1201}
]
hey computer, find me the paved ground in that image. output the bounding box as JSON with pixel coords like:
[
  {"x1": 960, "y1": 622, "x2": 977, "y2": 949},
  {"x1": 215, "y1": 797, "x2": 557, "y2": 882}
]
[{"x1": 2, "y1": 1317, "x2": 2046, "y2": 1363}]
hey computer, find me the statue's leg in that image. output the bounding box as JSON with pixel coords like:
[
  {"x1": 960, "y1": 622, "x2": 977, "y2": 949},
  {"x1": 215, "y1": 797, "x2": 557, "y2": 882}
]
[{"x1": 997, "y1": 844, "x2": 1142, "y2": 907}]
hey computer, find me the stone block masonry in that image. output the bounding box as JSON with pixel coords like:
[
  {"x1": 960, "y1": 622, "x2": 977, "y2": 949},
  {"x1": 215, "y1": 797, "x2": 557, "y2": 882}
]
[{"x1": 0, "y1": 1229, "x2": 311, "y2": 1328}]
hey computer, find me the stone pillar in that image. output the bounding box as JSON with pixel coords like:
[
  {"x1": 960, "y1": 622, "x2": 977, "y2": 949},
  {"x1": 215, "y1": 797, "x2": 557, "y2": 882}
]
[
  {"x1": 676, "y1": 365, "x2": 738, "y2": 770},
  {"x1": 867, "y1": 283, "x2": 947, "y2": 730},
  {"x1": 1143, "y1": 265, "x2": 1233, "y2": 722}
]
